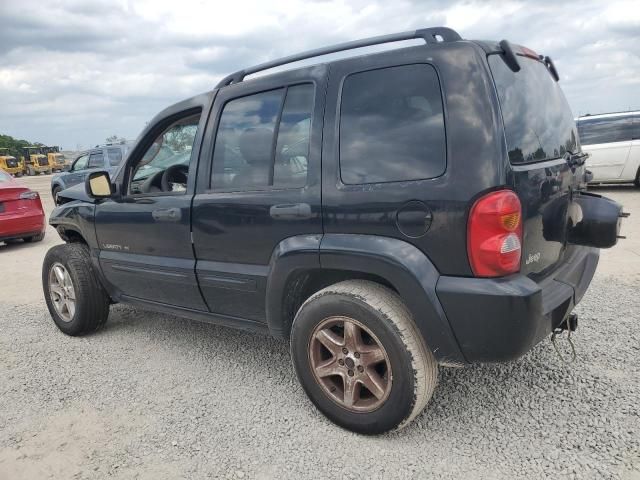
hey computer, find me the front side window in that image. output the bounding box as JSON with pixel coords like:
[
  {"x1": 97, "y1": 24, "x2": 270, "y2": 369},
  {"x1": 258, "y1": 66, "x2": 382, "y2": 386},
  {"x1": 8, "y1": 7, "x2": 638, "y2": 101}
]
[
  {"x1": 107, "y1": 148, "x2": 123, "y2": 166},
  {"x1": 88, "y1": 152, "x2": 104, "y2": 169},
  {"x1": 212, "y1": 84, "x2": 314, "y2": 190},
  {"x1": 577, "y1": 115, "x2": 634, "y2": 145},
  {"x1": 339, "y1": 64, "x2": 446, "y2": 184},
  {"x1": 73, "y1": 154, "x2": 88, "y2": 171},
  {"x1": 130, "y1": 112, "x2": 201, "y2": 195}
]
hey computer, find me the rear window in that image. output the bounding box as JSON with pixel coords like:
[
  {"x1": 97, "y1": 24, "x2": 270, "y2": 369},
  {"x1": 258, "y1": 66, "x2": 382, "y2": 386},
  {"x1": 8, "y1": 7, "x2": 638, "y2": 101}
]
[
  {"x1": 576, "y1": 115, "x2": 634, "y2": 145},
  {"x1": 339, "y1": 64, "x2": 446, "y2": 184},
  {"x1": 106, "y1": 148, "x2": 123, "y2": 166},
  {"x1": 489, "y1": 55, "x2": 578, "y2": 164}
]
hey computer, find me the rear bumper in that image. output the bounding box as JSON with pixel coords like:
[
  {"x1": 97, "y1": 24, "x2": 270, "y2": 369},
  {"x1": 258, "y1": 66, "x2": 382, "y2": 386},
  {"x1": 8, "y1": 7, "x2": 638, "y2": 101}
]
[
  {"x1": 436, "y1": 247, "x2": 599, "y2": 363},
  {"x1": 0, "y1": 211, "x2": 46, "y2": 241}
]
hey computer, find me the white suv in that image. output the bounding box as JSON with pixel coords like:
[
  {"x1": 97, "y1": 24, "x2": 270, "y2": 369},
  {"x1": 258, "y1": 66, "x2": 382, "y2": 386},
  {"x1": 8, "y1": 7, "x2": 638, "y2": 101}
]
[{"x1": 576, "y1": 111, "x2": 640, "y2": 186}]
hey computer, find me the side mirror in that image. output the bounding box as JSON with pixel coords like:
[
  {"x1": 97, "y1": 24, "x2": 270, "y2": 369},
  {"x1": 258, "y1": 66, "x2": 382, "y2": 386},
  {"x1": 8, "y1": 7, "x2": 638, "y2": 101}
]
[{"x1": 86, "y1": 171, "x2": 114, "y2": 199}]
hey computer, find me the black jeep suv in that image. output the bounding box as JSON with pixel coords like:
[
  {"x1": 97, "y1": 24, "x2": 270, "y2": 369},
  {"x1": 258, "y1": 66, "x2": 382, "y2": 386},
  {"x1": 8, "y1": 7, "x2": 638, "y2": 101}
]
[{"x1": 42, "y1": 27, "x2": 625, "y2": 434}]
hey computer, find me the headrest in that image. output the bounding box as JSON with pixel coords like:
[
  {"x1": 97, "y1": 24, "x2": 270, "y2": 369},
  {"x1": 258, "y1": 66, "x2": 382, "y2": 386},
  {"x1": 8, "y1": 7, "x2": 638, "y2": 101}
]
[{"x1": 239, "y1": 127, "x2": 273, "y2": 165}]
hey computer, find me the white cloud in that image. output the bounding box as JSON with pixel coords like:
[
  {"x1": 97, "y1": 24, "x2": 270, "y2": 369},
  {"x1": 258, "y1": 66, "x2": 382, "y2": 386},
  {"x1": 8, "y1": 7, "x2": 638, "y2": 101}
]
[{"x1": 0, "y1": 0, "x2": 638, "y2": 148}]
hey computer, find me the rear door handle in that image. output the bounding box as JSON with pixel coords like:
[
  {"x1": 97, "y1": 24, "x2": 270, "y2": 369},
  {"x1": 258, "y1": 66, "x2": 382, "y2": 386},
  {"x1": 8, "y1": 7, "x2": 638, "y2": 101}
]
[
  {"x1": 152, "y1": 207, "x2": 181, "y2": 222},
  {"x1": 269, "y1": 203, "x2": 312, "y2": 220}
]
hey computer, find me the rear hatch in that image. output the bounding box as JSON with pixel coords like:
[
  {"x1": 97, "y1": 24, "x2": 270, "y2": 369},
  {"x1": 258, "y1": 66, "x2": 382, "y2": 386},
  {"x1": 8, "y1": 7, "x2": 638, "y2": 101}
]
[
  {"x1": 488, "y1": 49, "x2": 586, "y2": 280},
  {"x1": 0, "y1": 186, "x2": 34, "y2": 215}
]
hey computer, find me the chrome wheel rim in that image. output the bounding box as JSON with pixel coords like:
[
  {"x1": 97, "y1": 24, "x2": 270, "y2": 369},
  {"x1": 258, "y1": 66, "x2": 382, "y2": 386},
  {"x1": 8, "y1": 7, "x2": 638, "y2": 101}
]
[
  {"x1": 48, "y1": 262, "x2": 76, "y2": 322},
  {"x1": 309, "y1": 316, "x2": 392, "y2": 413}
]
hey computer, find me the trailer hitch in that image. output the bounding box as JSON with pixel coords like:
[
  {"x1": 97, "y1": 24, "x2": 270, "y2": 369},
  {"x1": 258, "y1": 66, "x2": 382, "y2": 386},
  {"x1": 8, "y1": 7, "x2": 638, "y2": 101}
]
[{"x1": 551, "y1": 313, "x2": 578, "y2": 364}]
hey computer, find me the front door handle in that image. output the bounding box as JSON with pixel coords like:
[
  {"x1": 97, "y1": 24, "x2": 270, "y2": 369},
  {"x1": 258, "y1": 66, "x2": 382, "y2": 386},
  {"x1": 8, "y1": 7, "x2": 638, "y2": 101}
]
[
  {"x1": 152, "y1": 207, "x2": 181, "y2": 222},
  {"x1": 269, "y1": 203, "x2": 312, "y2": 220}
]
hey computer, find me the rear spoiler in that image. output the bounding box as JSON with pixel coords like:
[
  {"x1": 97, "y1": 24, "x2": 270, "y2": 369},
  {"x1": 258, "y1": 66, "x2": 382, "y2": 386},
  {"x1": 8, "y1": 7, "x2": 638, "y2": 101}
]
[{"x1": 498, "y1": 40, "x2": 560, "y2": 82}]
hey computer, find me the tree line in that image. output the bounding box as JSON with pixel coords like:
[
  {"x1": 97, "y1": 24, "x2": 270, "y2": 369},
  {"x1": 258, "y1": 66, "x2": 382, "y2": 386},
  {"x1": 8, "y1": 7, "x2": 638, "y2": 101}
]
[{"x1": 0, "y1": 133, "x2": 44, "y2": 158}]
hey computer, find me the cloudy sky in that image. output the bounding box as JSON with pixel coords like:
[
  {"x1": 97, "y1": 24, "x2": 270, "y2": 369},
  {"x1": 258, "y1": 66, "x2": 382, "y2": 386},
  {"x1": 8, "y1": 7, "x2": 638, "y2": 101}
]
[{"x1": 0, "y1": 0, "x2": 638, "y2": 150}]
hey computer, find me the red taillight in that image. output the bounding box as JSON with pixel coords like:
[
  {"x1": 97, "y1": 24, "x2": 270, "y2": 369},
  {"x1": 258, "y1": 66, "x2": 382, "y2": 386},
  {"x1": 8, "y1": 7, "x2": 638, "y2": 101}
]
[{"x1": 467, "y1": 190, "x2": 523, "y2": 277}]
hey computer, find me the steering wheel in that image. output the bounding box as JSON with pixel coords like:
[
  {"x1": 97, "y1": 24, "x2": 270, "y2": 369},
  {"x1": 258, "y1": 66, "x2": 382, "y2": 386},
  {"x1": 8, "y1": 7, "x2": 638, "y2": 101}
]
[
  {"x1": 161, "y1": 164, "x2": 189, "y2": 192},
  {"x1": 139, "y1": 170, "x2": 164, "y2": 194}
]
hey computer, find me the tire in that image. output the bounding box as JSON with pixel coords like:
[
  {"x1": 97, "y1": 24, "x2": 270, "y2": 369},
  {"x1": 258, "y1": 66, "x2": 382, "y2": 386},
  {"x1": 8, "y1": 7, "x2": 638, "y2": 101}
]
[
  {"x1": 15, "y1": 171, "x2": 23, "y2": 177},
  {"x1": 27, "y1": 166, "x2": 34, "y2": 176},
  {"x1": 290, "y1": 280, "x2": 437, "y2": 434},
  {"x1": 634, "y1": 168, "x2": 640, "y2": 188},
  {"x1": 24, "y1": 232, "x2": 45, "y2": 243},
  {"x1": 52, "y1": 186, "x2": 62, "y2": 205},
  {"x1": 42, "y1": 243, "x2": 110, "y2": 336}
]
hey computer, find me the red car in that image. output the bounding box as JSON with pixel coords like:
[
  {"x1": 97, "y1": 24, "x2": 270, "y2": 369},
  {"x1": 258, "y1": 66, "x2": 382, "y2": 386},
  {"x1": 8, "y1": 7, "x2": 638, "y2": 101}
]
[{"x1": 0, "y1": 169, "x2": 46, "y2": 244}]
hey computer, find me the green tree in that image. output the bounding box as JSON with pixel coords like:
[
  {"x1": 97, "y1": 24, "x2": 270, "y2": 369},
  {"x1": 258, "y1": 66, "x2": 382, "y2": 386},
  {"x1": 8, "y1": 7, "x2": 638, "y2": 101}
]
[{"x1": 0, "y1": 134, "x2": 37, "y2": 158}]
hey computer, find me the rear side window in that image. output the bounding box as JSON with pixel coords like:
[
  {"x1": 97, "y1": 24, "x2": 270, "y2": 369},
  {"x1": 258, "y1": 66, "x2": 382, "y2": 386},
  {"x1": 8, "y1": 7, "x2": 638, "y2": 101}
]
[
  {"x1": 211, "y1": 84, "x2": 314, "y2": 190},
  {"x1": 274, "y1": 84, "x2": 313, "y2": 188},
  {"x1": 88, "y1": 152, "x2": 104, "y2": 168},
  {"x1": 577, "y1": 115, "x2": 634, "y2": 145},
  {"x1": 106, "y1": 148, "x2": 123, "y2": 166},
  {"x1": 339, "y1": 64, "x2": 446, "y2": 184},
  {"x1": 489, "y1": 55, "x2": 578, "y2": 164}
]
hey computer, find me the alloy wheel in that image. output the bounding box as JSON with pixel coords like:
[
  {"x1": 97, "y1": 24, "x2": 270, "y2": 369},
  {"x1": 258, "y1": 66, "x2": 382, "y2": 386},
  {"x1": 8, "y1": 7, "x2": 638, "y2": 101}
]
[
  {"x1": 48, "y1": 263, "x2": 76, "y2": 322},
  {"x1": 308, "y1": 316, "x2": 392, "y2": 412}
]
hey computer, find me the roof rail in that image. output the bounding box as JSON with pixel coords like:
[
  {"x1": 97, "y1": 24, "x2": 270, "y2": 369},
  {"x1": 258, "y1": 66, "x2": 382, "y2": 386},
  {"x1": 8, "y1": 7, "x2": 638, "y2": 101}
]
[
  {"x1": 215, "y1": 27, "x2": 462, "y2": 88},
  {"x1": 577, "y1": 109, "x2": 640, "y2": 119}
]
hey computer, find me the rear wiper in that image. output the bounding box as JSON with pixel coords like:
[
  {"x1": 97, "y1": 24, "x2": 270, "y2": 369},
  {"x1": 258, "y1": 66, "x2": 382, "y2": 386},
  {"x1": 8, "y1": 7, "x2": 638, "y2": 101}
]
[{"x1": 564, "y1": 150, "x2": 589, "y2": 168}]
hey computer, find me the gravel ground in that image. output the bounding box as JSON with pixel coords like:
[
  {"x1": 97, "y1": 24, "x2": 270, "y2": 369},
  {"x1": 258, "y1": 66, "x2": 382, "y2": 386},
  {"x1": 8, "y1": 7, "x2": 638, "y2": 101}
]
[
  {"x1": 1, "y1": 272, "x2": 638, "y2": 480},
  {"x1": 1, "y1": 178, "x2": 639, "y2": 478}
]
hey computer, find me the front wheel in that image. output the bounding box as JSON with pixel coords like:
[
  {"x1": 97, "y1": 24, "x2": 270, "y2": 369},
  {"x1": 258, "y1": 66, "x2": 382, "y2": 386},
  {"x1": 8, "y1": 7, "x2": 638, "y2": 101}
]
[
  {"x1": 42, "y1": 243, "x2": 110, "y2": 336},
  {"x1": 290, "y1": 280, "x2": 437, "y2": 434},
  {"x1": 52, "y1": 186, "x2": 62, "y2": 205}
]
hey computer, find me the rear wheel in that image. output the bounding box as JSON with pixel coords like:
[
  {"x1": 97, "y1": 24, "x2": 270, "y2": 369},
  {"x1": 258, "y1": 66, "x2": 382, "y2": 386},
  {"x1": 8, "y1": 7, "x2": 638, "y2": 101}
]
[
  {"x1": 27, "y1": 166, "x2": 35, "y2": 176},
  {"x1": 634, "y1": 167, "x2": 640, "y2": 188},
  {"x1": 15, "y1": 171, "x2": 23, "y2": 177},
  {"x1": 42, "y1": 243, "x2": 110, "y2": 335},
  {"x1": 290, "y1": 280, "x2": 437, "y2": 434}
]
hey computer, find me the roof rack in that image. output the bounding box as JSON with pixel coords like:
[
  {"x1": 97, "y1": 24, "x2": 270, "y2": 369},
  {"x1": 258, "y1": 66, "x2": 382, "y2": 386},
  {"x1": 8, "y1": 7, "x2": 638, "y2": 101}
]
[
  {"x1": 578, "y1": 109, "x2": 640, "y2": 119},
  {"x1": 215, "y1": 27, "x2": 462, "y2": 88}
]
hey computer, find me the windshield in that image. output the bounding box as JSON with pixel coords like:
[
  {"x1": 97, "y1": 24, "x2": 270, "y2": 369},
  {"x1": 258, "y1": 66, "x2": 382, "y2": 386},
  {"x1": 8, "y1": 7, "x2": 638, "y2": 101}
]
[{"x1": 488, "y1": 54, "x2": 578, "y2": 164}]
